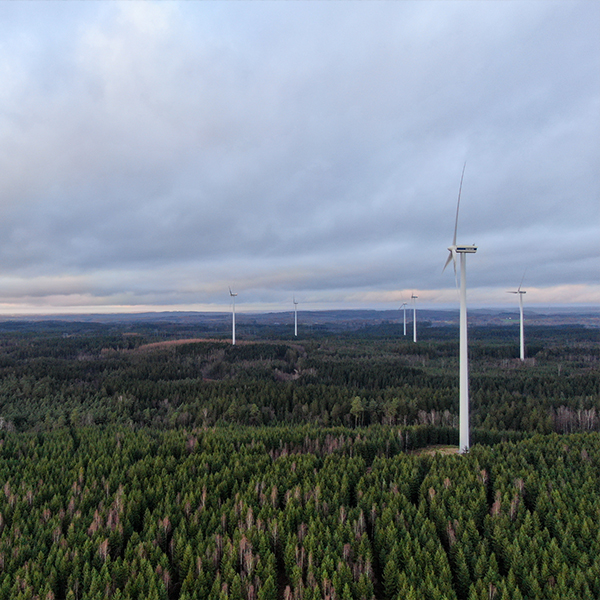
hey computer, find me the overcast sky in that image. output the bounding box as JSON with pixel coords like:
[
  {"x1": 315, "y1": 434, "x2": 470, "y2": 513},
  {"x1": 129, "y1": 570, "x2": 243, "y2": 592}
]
[{"x1": 0, "y1": 1, "x2": 598, "y2": 314}]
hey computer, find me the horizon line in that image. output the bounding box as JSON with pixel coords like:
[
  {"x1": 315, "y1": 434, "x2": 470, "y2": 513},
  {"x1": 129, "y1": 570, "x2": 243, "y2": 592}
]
[{"x1": 0, "y1": 303, "x2": 598, "y2": 320}]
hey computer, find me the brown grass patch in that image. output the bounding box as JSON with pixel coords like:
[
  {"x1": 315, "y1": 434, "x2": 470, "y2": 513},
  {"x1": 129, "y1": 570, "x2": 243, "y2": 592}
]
[
  {"x1": 135, "y1": 338, "x2": 225, "y2": 352},
  {"x1": 411, "y1": 445, "x2": 460, "y2": 457}
]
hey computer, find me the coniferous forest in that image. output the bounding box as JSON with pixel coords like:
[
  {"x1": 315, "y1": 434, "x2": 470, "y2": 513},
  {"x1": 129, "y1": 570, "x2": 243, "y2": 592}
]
[{"x1": 0, "y1": 318, "x2": 598, "y2": 599}]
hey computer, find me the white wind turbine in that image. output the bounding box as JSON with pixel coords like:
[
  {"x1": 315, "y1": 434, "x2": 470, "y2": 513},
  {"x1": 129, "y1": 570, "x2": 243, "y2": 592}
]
[
  {"x1": 229, "y1": 287, "x2": 238, "y2": 345},
  {"x1": 293, "y1": 297, "x2": 299, "y2": 337},
  {"x1": 507, "y1": 274, "x2": 526, "y2": 361},
  {"x1": 401, "y1": 302, "x2": 408, "y2": 336},
  {"x1": 411, "y1": 294, "x2": 418, "y2": 342},
  {"x1": 443, "y1": 164, "x2": 477, "y2": 454}
]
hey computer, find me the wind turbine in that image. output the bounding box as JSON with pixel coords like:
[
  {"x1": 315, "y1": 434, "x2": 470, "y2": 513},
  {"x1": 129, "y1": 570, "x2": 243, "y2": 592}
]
[
  {"x1": 229, "y1": 287, "x2": 238, "y2": 345},
  {"x1": 411, "y1": 294, "x2": 418, "y2": 342},
  {"x1": 443, "y1": 163, "x2": 477, "y2": 454},
  {"x1": 293, "y1": 297, "x2": 298, "y2": 337},
  {"x1": 401, "y1": 302, "x2": 408, "y2": 336},
  {"x1": 507, "y1": 274, "x2": 526, "y2": 361}
]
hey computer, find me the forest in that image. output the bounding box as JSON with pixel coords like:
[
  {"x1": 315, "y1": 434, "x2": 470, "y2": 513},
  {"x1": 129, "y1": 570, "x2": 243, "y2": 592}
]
[{"x1": 0, "y1": 317, "x2": 598, "y2": 599}]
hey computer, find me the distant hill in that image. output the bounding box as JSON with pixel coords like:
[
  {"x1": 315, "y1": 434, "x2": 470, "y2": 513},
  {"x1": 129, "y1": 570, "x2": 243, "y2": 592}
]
[{"x1": 1, "y1": 307, "x2": 597, "y2": 328}]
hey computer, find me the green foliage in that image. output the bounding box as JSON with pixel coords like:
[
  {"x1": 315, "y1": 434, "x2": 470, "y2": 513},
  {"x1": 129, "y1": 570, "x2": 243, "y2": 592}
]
[
  {"x1": 0, "y1": 321, "x2": 598, "y2": 598},
  {"x1": 0, "y1": 322, "x2": 597, "y2": 434},
  {"x1": 0, "y1": 427, "x2": 599, "y2": 598}
]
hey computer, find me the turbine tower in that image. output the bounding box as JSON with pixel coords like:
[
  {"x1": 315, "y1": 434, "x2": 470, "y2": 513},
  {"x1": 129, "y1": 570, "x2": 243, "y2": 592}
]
[
  {"x1": 293, "y1": 297, "x2": 299, "y2": 337},
  {"x1": 229, "y1": 287, "x2": 238, "y2": 345},
  {"x1": 401, "y1": 302, "x2": 408, "y2": 336},
  {"x1": 507, "y1": 276, "x2": 526, "y2": 361},
  {"x1": 443, "y1": 164, "x2": 477, "y2": 454},
  {"x1": 411, "y1": 294, "x2": 418, "y2": 342}
]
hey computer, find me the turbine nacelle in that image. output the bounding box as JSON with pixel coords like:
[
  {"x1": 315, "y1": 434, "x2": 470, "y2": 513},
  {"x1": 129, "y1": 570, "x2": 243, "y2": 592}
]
[
  {"x1": 444, "y1": 245, "x2": 477, "y2": 273},
  {"x1": 508, "y1": 277, "x2": 526, "y2": 296}
]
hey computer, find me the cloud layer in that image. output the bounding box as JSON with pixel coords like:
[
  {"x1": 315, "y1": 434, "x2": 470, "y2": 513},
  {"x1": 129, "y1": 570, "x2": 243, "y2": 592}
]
[{"x1": 0, "y1": 1, "x2": 598, "y2": 313}]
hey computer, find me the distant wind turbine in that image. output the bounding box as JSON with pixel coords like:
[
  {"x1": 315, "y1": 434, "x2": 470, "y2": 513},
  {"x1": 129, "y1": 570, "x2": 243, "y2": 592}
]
[
  {"x1": 401, "y1": 302, "x2": 408, "y2": 336},
  {"x1": 293, "y1": 297, "x2": 298, "y2": 337},
  {"x1": 229, "y1": 287, "x2": 238, "y2": 345},
  {"x1": 411, "y1": 294, "x2": 418, "y2": 342},
  {"x1": 507, "y1": 274, "x2": 526, "y2": 361},
  {"x1": 443, "y1": 163, "x2": 477, "y2": 454}
]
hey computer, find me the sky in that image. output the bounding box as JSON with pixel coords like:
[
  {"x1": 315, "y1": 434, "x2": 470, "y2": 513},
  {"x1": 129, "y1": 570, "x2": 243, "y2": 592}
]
[{"x1": 0, "y1": 1, "x2": 598, "y2": 315}]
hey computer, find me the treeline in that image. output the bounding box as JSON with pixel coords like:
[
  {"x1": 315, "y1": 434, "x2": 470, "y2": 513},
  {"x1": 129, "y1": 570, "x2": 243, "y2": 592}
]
[
  {"x1": 0, "y1": 426, "x2": 599, "y2": 599},
  {"x1": 0, "y1": 328, "x2": 597, "y2": 435}
]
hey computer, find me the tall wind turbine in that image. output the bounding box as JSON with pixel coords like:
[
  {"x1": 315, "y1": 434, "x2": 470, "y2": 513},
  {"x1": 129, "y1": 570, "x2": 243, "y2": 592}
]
[
  {"x1": 507, "y1": 275, "x2": 526, "y2": 361},
  {"x1": 401, "y1": 302, "x2": 408, "y2": 336},
  {"x1": 443, "y1": 164, "x2": 477, "y2": 454},
  {"x1": 411, "y1": 294, "x2": 418, "y2": 342},
  {"x1": 293, "y1": 297, "x2": 299, "y2": 337},
  {"x1": 229, "y1": 287, "x2": 238, "y2": 345}
]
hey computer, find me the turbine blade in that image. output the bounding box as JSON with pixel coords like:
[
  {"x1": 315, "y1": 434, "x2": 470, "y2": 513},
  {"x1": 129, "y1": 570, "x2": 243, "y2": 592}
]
[
  {"x1": 453, "y1": 257, "x2": 458, "y2": 292},
  {"x1": 453, "y1": 162, "x2": 466, "y2": 247},
  {"x1": 442, "y1": 250, "x2": 454, "y2": 273},
  {"x1": 518, "y1": 268, "x2": 527, "y2": 293}
]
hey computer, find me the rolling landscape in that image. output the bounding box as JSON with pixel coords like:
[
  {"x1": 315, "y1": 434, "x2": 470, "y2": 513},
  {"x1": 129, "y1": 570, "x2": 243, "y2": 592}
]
[
  {"x1": 0, "y1": 311, "x2": 598, "y2": 599},
  {"x1": 1, "y1": 1, "x2": 598, "y2": 599}
]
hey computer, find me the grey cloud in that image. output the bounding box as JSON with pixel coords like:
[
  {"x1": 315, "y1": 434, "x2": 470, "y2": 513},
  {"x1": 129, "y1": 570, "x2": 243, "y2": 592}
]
[{"x1": 0, "y1": 1, "x2": 598, "y2": 310}]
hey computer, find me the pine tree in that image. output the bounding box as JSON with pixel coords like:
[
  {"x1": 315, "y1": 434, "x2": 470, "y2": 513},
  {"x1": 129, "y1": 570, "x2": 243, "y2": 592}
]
[{"x1": 258, "y1": 575, "x2": 277, "y2": 600}]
